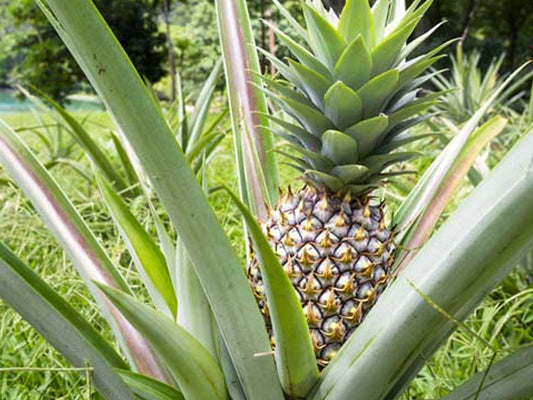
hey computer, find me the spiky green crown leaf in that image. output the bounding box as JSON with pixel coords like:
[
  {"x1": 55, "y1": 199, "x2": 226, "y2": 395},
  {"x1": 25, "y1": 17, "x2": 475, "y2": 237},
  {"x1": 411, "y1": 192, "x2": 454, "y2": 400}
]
[{"x1": 264, "y1": 0, "x2": 448, "y2": 195}]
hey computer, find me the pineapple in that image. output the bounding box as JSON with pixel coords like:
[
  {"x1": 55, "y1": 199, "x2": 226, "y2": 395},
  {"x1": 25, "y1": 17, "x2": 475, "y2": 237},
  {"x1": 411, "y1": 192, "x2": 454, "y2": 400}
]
[{"x1": 247, "y1": 0, "x2": 445, "y2": 367}]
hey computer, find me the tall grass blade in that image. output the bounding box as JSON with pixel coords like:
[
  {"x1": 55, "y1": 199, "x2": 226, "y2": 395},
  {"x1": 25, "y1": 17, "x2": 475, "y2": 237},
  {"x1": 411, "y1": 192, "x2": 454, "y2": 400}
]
[
  {"x1": 34, "y1": 89, "x2": 130, "y2": 194},
  {"x1": 442, "y1": 346, "x2": 533, "y2": 400},
  {"x1": 186, "y1": 59, "x2": 223, "y2": 152},
  {"x1": 110, "y1": 131, "x2": 140, "y2": 190},
  {"x1": 175, "y1": 240, "x2": 217, "y2": 356}
]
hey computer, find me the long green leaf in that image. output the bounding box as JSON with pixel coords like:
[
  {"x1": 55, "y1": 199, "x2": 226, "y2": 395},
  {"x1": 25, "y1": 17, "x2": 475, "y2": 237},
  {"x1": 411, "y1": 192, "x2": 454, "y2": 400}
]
[
  {"x1": 0, "y1": 242, "x2": 136, "y2": 400},
  {"x1": 110, "y1": 131, "x2": 140, "y2": 190},
  {"x1": 175, "y1": 240, "x2": 217, "y2": 357},
  {"x1": 442, "y1": 347, "x2": 533, "y2": 400},
  {"x1": 35, "y1": 1, "x2": 283, "y2": 397},
  {"x1": 98, "y1": 284, "x2": 227, "y2": 400},
  {"x1": 333, "y1": 36, "x2": 373, "y2": 91},
  {"x1": 0, "y1": 119, "x2": 165, "y2": 380},
  {"x1": 96, "y1": 173, "x2": 177, "y2": 317},
  {"x1": 266, "y1": 21, "x2": 331, "y2": 79},
  {"x1": 186, "y1": 131, "x2": 225, "y2": 166},
  {"x1": 357, "y1": 69, "x2": 399, "y2": 117},
  {"x1": 338, "y1": 0, "x2": 375, "y2": 47},
  {"x1": 218, "y1": 344, "x2": 247, "y2": 400},
  {"x1": 36, "y1": 89, "x2": 129, "y2": 193},
  {"x1": 372, "y1": 0, "x2": 389, "y2": 43},
  {"x1": 186, "y1": 59, "x2": 223, "y2": 153},
  {"x1": 224, "y1": 187, "x2": 319, "y2": 398},
  {"x1": 116, "y1": 370, "x2": 184, "y2": 400},
  {"x1": 215, "y1": 0, "x2": 279, "y2": 216},
  {"x1": 397, "y1": 116, "x2": 508, "y2": 271},
  {"x1": 310, "y1": 128, "x2": 533, "y2": 400},
  {"x1": 302, "y1": 3, "x2": 346, "y2": 70},
  {"x1": 395, "y1": 64, "x2": 530, "y2": 237}
]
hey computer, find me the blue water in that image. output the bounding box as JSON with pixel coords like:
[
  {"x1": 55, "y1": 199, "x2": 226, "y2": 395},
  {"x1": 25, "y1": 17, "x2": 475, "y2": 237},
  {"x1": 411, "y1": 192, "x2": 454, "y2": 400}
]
[{"x1": 0, "y1": 89, "x2": 104, "y2": 113}]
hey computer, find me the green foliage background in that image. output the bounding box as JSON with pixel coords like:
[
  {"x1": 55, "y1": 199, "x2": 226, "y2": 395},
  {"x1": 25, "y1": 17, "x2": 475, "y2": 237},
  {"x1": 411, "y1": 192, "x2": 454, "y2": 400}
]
[
  {"x1": 1, "y1": 0, "x2": 533, "y2": 103},
  {"x1": 0, "y1": 0, "x2": 167, "y2": 103},
  {"x1": 0, "y1": 1, "x2": 533, "y2": 398}
]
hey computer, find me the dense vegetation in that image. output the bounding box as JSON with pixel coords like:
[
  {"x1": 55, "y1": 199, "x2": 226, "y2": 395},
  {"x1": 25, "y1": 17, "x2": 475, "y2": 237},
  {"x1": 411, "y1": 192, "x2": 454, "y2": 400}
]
[
  {"x1": 0, "y1": 0, "x2": 533, "y2": 399},
  {"x1": 1, "y1": 0, "x2": 533, "y2": 101}
]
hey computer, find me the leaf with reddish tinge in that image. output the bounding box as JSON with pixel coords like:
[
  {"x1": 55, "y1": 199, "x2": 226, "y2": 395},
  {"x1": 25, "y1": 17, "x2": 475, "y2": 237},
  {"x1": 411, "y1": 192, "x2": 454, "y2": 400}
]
[{"x1": 0, "y1": 119, "x2": 166, "y2": 381}]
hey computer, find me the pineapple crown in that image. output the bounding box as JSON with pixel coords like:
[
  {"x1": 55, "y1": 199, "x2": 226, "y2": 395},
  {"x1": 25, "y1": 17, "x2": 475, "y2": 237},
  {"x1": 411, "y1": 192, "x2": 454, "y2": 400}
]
[{"x1": 262, "y1": 0, "x2": 449, "y2": 196}]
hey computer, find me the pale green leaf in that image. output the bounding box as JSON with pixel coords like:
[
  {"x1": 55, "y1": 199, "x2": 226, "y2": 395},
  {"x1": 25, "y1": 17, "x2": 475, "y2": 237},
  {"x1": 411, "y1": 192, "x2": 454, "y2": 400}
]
[
  {"x1": 400, "y1": 21, "x2": 445, "y2": 61},
  {"x1": 35, "y1": 0, "x2": 283, "y2": 396},
  {"x1": 265, "y1": 114, "x2": 321, "y2": 151},
  {"x1": 287, "y1": 145, "x2": 335, "y2": 171},
  {"x1": 333, "y1": 36, "x2": 373, "y2": 91},
  {"x1": 388, "y1": 100, "x2": 441, "y2": 127},
  {"x1": 302, "y1": 3, "x2": 347, "y2": 70},
  {"x1": 362, "y1": 152, "x2": 419, "y2": 175},
  {"x1": 324, "y1": 82, "x2": 363, "y2": 129},
  {"x1": 371, "y1": 19, "x2": 418, "y2": 76},
  {"x1": 272, "y1": 95, "x2": 334, "y2": 137},
  {"x1": 224, "y1": 187, "x2": 319, "y2": 398},
  {"x1": 266, "y1": 21, "x2": 331, "y2": 79},
  {"x1": 357, "y1": 70, "x2": 399, "y2": 117},
  {"x1": 0, "y1": 242, "x2": 135, "y2": 400},
  {"x1": 96, "y1": 173, "x2": 177, "y2": 317},
  {"x1": 372, "y1": 0, "x2": 389, "y2": 43},
  {"x1": 377, "y1": 133, "x2": 437, "y2": 154},
  {"x1": 321, "y1": 130, "x2": 360, "y2": 165},
  {"x1": 288, "y1": 59, "x2": 331, "y2": 108},
  {"x1": 272, "y1": 0, "x2": 307, "y2": 39},
  {"x1": 97, "y1": 284, "x2": 228, "y2": 400},
  {"x1": 330, "y1": 164, "x2": 369, "y2": 184},
  {"x1": 338, "y1": 0, "x2": 375, "y2": 47},
  {"x1": 305, "y1": 170, "x2": 345, "y2": 192},
  {"x1": 116, "y1": 369, "x2": 184, "y2": 400},
  {"x1": 345, "y1": 115, "x2": 389, "y2": 159},
  {"x1": 175, "y1": 240, "x2": 217, "y2": 357}
]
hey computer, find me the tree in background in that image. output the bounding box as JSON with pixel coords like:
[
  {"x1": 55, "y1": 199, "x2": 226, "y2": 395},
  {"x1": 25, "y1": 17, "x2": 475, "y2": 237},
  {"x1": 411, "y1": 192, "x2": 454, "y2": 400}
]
[
  {"x1": 3, "y1": 0, "x2": 532, "y2": 104},
  {"x1": 5, "y1": 0, "x2": 167, "y2": 103},
  {"x1": 320, "y1": 0, "x2": 346, "y2": 15},
  {"x1": 472, "y1": 0, "x2": 533, "y2": 69},
  {"x1": 161, "y1": 0, "x2": 219, "y2": 95},
  {"x1": 246, "y1": 0, "x2": 305, "y2": 74},
  {"x1": 422, "y1": 0, "x2": 533, "y2": 71},
  {"x1": 161, "y1": 0, "x2": 177, "y2": 102}
]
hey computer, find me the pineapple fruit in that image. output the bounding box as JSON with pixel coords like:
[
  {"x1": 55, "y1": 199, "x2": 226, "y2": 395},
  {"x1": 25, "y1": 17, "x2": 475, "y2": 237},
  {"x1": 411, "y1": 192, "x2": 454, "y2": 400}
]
[{"x1": 247, "y1": 0, "x2": 444, "y2": 367}]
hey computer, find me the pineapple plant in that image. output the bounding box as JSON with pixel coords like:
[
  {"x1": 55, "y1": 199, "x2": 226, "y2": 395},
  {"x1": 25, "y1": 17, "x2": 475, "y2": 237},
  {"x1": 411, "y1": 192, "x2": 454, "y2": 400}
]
[
  {"x1": 3, "y1": 0, "x2": 533, "y2": 398},
  {"x1": 247, "y1": 0, "x2": 445, "y2": 367}
]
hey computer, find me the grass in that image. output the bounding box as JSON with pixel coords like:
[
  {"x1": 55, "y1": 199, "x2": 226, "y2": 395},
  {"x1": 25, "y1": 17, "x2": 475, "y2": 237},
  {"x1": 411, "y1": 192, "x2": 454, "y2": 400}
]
[{"x1": 0, "y1": 109, "x2": 532, "y2": 399}]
